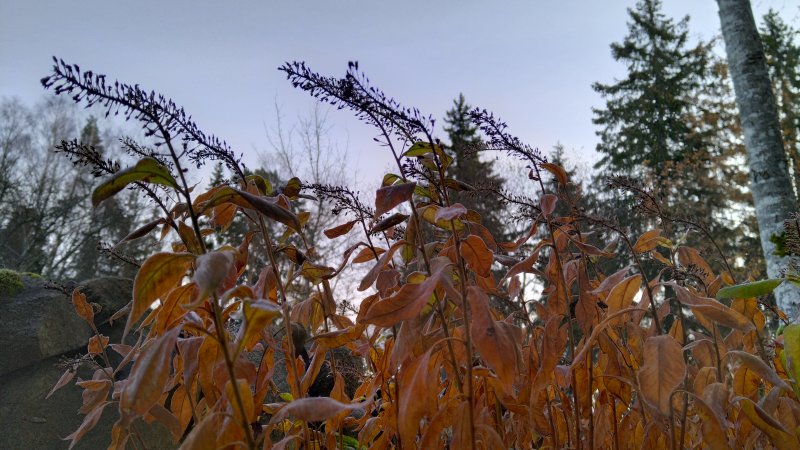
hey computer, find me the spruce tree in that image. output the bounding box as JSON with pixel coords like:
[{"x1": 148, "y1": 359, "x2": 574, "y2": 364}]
[
  {"x1": 761, "y1": 10, "x2": 800, "y2": 195},
  {"x1": 443, "y1": 94, "x2": 505, "y2": 239}
]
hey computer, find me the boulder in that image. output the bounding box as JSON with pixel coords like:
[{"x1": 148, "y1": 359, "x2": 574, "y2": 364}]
[{"x1": 0, "y1": 274, "x2": 175, "y2": 449}]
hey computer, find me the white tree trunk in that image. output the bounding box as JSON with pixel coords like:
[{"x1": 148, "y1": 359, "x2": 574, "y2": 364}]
[{"x1": 717, "y1": 0, "x2": 800, "y2": 317}]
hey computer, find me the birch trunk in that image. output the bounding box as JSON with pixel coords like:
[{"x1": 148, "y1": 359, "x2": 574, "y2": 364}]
[{"x1": 717, "y1": 0, "x2": 800, "y2": 317}]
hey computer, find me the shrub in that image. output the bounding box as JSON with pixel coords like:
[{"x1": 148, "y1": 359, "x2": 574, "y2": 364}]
[{"x1": 42, "y1": 58, "x2": 800, "y2": 450}]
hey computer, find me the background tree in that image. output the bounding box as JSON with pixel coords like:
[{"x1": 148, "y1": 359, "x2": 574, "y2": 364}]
[
  {"x1": 444, "y1": 94, "x2": 506, "y2": 239},
  {"x1": 0, "y1": 96, "x2": 155, "y2": 279},
  {"x1": 592, "y1": 0, "x2": 756, "y2": 279},
  {"x1": 717, "y1": 0, "x2": 800, "y2": 316},
  {"x1": 761, "y1": 9, "x2": 800, "y2": 196}
]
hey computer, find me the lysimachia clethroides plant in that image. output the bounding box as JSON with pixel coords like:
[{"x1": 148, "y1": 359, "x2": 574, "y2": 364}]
[{"x1": 42, "y1": 57, "x2": 800, "y2": 449}]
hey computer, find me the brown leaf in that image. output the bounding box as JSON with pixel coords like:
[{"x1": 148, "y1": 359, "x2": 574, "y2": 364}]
[
  {"x1": 398, "y1": 350, "x2": 438, "y2": 444},
  {"x1": 632, "y1": 229, "x2": 671, "y2": 253},
  {"x1": 434, "y1": 203, "x2": 467, "y2": 222},
  {"x1": 673, "y1": 284, "x2": 755, "y2": 333},
  {"x1": 72, "y1": 290, "x2": 95, "y2": 326},
  {"x1": 46, "y1": 368, "x2": 77, "y2": 399},
  {"x1": 371, "y1": 212, "x2": 409, "y2": 234},
  {"x1": 604, "y1": 274, "x2": 641, "y2": 325},
  {"x1": 193, "y1": 250, "x2": 234, "y2": 298},
  {"x1": 374, "y1": 182, "x2": 416, "y2": 217},
  {"x1": 468, "y1": 287, "x2": 520, "y2": 394},
  {"x1": 352, "y1": 246, "x2": 385, "y2": 264},
  {"x1": 540, "y1": 162, "x2": 569, "y2": 185},
  {"x1": 120, "y1": 327, "x2": 181, "y2": 418},
  {"x1": 360, "y1": 258, "x2": 451, "y2": 327},
  {"x1": 727, "y1": 350, "x2": 791, "y2": 392},
  {"x1": 540, "y1": 193, "x2": 558, "y2": 217},
  {"x1": 358, "y1": 240, "x2": 407, "y2": 291},
  {"x1": 637, "y1": 335, "x2": 686, "y2": 416},
  {"x1": 178, "y1": 413, "x2": 219, "y2": 450},
  {"x1": 735, "y1": 396, "x2": 799, "y2": 450},
  {"x1": 269, "y1": 397, "x2": 366, "y2": 424},
  {"x1": 87, "y1": 335, "x2": 109, "y2": 355},
  {"x1": 126, "y1": 252, "x2": 195, "y2": 337},
  {"x1": 693, "y1": 397, "x2": 730, "y2": 450},
  {"x1": 324, "y1": 219, "x2": 358, "y2": 239},
  {"x1": 64, "y1": 401, "x2": 111, "y2": 449},
  {"x1": 460, "y1": 235, "x2": 493, "y2": 277}
]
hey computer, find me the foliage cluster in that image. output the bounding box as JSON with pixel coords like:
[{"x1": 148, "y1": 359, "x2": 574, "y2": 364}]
[{"x1": 39, "y1": 56, "x2": 800, "y2": 450}]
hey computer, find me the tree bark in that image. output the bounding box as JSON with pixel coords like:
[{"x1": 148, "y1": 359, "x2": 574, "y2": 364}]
[{"x1": 717, "y1": 0, "x2": 800, "y2": 317}]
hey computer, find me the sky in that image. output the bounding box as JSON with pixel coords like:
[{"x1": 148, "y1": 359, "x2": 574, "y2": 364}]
[{"x1": 1, "y1": 0, "x2": 798, "y2": 189}]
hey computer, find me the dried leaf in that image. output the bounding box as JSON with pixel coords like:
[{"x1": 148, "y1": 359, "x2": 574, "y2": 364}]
[
  {"x1": 126, "y1": 252, "x2": 195, "y2": 337},
  {"x1": 71, "y1": 290, "x2": 94, "y2": 326},
  {"x1": 468, "y1": 287, "x2": 520, "y2": 394},
  {"x1": 735, "y1": 396, "x2": 799, "y2": 450},
  {"x1": 358, "y1": 240, "x2": 406, "y2": 291},
  {"x1": 434, "y1": 203, "x2": 467, "y2": 222},
  {"x1": 360, "y1": 258, "x2": 450, "y2": 327},
  {"x1": 540, "y1": 162, "x2": 569, "y2": 185},
  {"x1": 460, "y1": 235, "x2": 493, "y2": 277},
  {"x1": 269, "y1": 397, "x2": 366, "y2": 424},
  {"x1": 194, "y1": 251, "x2": 235, "y2": 299},
  {"x1": 64, "y1": 401, "x2": 111, "y2": 449},
  {"x1": 727, "y1": 350, "x2": 791, "y2": 392},
  {"x1": 637, "y1": 335, "x2": 686, "y2": 416},
  {"x1": 374, "y1": 182, "x2": 416, "y2": 217},
  {"x1": 46, "y1": 368, "x2": 77, "y2": 399},
  {"x1": 324, "y1": 219, "x2": 358, "y2": 238},
  {"x1": 120, "y1": 327, "x2": 181, "y2": 418},
  {"x1": 540, "y1": 193, "x2": 558, "y2": 217},
  {"x1": 674, "y1": 285, "x2": 755, "y2": 333}
]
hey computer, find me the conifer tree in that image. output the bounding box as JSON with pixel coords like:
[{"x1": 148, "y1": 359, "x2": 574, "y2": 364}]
[
  {"x1": 761, "y1": 10, "x2": 800, "y2": 195},
  {"x1": 444, "y1": 94, "x2": 505, "y2": 238},
  {"x1": 592, "y1": 0, "x2": 757, "y2": 277}
]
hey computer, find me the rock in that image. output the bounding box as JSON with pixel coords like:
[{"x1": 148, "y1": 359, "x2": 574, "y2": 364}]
[
  {"x1": 0, "y1": 274, "x2": 90, "y2": 376},
  {"x1": 0, "y1": 351, "x2": 175, "y2": 450},
  {"x1": 0, "y1": 275, "x2": 175, "y2": 449}
]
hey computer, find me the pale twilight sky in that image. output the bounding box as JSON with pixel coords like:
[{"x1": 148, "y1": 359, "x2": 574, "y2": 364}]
[{"x1": 1, "y1": 1, "x2": 797, "y2": 188}]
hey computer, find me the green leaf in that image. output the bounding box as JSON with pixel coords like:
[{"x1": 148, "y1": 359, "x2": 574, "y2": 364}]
[
  {"x1": 404, "y1": 141, "x2": 438, "y2": 157},
  {"x1": 716, "y1": 278, "x2": 784, "y2": 300},
  {"x1": 783, "y1": 324, "x2": 800, "y2": 395},
  {"x1": 92, "y1": 158, "x2": 178, "y2": 207}
]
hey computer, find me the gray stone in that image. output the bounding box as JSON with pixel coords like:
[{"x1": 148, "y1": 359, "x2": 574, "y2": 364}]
[
  {"x1": 0, "y1": 275, "x2": 91, "y2": 376},
  {"x1": 0, "y1": 275, "x2": 176, "y2": 449}
]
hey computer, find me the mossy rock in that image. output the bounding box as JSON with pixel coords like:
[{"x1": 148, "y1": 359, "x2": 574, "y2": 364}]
[{"x1": 0, "y1": 269, "x2": 24, "y2": 298}]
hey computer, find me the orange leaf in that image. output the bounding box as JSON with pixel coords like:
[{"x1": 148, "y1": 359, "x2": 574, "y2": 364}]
[
  {"x1": 604, "y1": 274, "x2": 641, "y2": 325},
  {"x1": 126, "y1": 252, "x2": 195, "y2": 337},
  {"x1": 460, "y1": 235, "x2": 493, "y2": 277},
  {"x1": 358, "y1": 240, "x2": 407, "y2": 291},
  {"x1": 324, "y1": 219, "x2": 358, "y2": 238},
  {"x1": 226, "y1": 378, "x2": 256, "y2": 423},
  {"x1": 120, "y1": 327, "x2": 181, "y2": 418},
  {"x1": 236, "y1": 299, "x2": 281, "y2": 353},
  {"x1": 71, "y1": 290, "x2": 94, "y2": 326},
  {"x1": 178, "y1": 412, "x2": 219, "y2": 450},
  {"x1": 360, "y1": 258, "x2": 451, "y2": 327},
  {"x1": 87, "y1": 334, "x2": 109, "y2": 355},
  {"x1": 398, "y1": 349, "x2": 438, "y2": 444},
  {"x1": 636, "y1": 335, "x2": 685, "y2": 416},
  {"x1": 374, "y1": 181, "x2": 416, "y2": 217},
  {"x1": 632, "y1": 229, "x2": 671, "y2": 253},
  {"x1": 468, "y1": 287, "x2": 520, "y2": 394},
  {"x1": 673, "y1": 285, "x2": 755, "y2": 333},
  {"x1": 352, "y1": 246, "x2": 385, "y2": 264},
  {"x1": 540, "y1": 162, "x2": 569, "y2": 185},
  {"x1": 268, "y1": 397, "x2": 366, "y2": 424},
  {"x1": 315, "y1": 324, "x2": 367, "y2": 349},
  {"x1": 727, "y1": 350, "x2": 791, "y2": 392}
]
